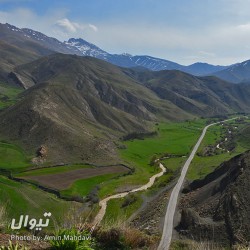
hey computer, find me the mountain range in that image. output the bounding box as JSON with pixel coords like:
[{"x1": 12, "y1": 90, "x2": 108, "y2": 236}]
[
  {"x1": 213, "y1": 60, "x2": 250, "y2": 83},
  {"x1": 0, "y1": 23, "x2": 227, "y2": 78},
  {"x1": 2, "y1": 53, "x2": 250, "y2": 165},
  {"x1": 2, "y1": 22, "x2": 250, "y2": 165},
  {"x1": 3, "y1": 22, "x2": 250, "y2": 84},
  {"x1": 65, "y1": 38, "x2": 227, "y2": 76}
]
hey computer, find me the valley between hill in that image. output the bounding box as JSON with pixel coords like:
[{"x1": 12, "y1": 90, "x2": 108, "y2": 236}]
[{"x1": 1, "y1": 27, "x2": 250, "y2": 249}]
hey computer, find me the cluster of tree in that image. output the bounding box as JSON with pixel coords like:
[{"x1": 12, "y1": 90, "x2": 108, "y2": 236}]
[
  {"x1": 86, "y1": 185, "x2": 100, "y2": 204},
  {"x1": 121, "y1": 131, "x2": 157, "y2": 141}
]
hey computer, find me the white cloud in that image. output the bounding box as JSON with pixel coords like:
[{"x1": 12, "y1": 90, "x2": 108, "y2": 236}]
[
  {"x1": 55, "y1": 18, "x2": 80, "y2": 33},
  {"x1": 88, "y1": 24, "x2": 98, "y2": 32},
  {"x1": 0, "y1": 7, "x2": 250, "y2": 65},
  {"x1": 0, "y1": 8, "x2": 98, "y2": 41},
  {"x1": 54, "y1": 18, "x2": 98, "y2": 34}
]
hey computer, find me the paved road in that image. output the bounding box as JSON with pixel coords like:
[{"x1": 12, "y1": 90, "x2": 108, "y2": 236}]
[
  {"x1": 92, "y1": 163, "x2": 166, "y2": 227},
  {"x1": 158, "y1": 118, "x2": 237, "y2": 250}
]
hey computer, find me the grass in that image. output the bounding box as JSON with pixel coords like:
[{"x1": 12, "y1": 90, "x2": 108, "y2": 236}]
[
  {"x1": 0, "y1": 141, "x2": 31, "y2": 172},
  {"x1": 100, "y1": 119, "x2": 206, "y2": 223},
  {"x1": 161, "y1": 157, "x2": 186, "y2": 172},
  {"x1": 3, "y1": 116, "x2": 248, "y2": 231},
  {"x1": 0, "y1": 176, "x2": 72, "y2": 230},
  {"x1": 187, "y1": 149, "x2": 244, "y2": 180},
  {"x1": 15, "y1": 164, "x2": 92, "y2": 177},
  {"x1": 187, "y1": 118, "x2": 250, "y2": 180},
  {"x1": 170, "y1": 239, "x2": 227, "y2": 250},
  {"x1": 102, "y1": 193, "x2": 143, "y2": 226},
  {"x1": 0, "y1": 83, "x2": 22, "y2": 110},
  {"x1": 121, "y1": 120, "x2": 205, "y2": 167},
  {"x1": 61, "y1": 173, "x2": 120, "y2": 198},
  {"x1": 99, "y1": 119, "x2": 205, "y2": 199}
]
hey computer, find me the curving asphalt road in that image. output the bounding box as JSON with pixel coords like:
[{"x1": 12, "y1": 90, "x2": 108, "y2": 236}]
[{"x1": 158, "y1": 118, "x2": 237, "y2": 250}]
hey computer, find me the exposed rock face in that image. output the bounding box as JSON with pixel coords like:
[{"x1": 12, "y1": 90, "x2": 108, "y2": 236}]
[
  {"x1": 178, "y1": 151, "x2": 250, "y2": 246},
  {"x1": 36, "y1": 145, "x2": 47, "y2": 158}
]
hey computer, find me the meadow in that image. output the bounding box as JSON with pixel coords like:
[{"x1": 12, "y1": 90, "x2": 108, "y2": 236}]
[
  {"x1": 0, "y1": 83, "x2": 22, "y2": 110},
  {"x1": 187, "y1": 117, "x2": 250, "y2": 180},
  {"x1": 0, "y1": 141, "x2": 31, "y2": 172},
  {"x1": 2, "y1": 116, "x2": 250, "y2": 228},
  {"x1": 0, "y1": 176, "x2": 73, "y2": 230},
  {"x1": 98, "y1": 119, "x2": 206, "y2": 224}
]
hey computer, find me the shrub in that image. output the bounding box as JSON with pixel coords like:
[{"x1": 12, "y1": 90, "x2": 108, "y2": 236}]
[
  {"x1": 94, "y1": 228, "x2": 124, "y2": 249},
  {"x1": 49, "y1": 228, "x2": 95, "y2": 250},
  {"x1": 122, "y1": 227, "x2": 155, "y2": 249},
  {"x1": 94, "y1": 227, "x2": 157, "y2": 250},
  {"x1": 121, "y1": 194, "x2": 137, "y2": 208},
  {"x1": 0, "y1": 205, "x2": 7, "y2": 231},
  {"x1": 86, "y1": 186, "x2": 99, "y2": 204},
  {"x1": 150, "y1": 155, "x2": 158, "y2": 166},
  {"x1": 0, "y1": 241, "x2": 29, "y2": 250}
]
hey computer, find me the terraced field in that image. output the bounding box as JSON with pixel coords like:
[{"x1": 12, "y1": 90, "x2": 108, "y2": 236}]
[{"x1": 19, "y1": 165, "x2": 129, "y2": 190}]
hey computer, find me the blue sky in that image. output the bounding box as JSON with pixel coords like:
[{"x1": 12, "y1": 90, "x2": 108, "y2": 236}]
[{"x1": 1, "y1": 0, "x2": 250, "y2": 65}]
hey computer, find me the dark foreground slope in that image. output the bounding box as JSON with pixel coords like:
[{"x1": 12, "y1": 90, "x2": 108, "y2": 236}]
[
  {"x1": 0, "y1": 54, "x2": 189, "y2": 165},
  {"x1": 178, "y1": 151, "x2": 250, "y2": 246}
]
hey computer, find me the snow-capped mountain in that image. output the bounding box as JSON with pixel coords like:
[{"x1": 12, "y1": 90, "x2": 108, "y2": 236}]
[
  {"x1": 1, "y1": 23, "x2": 82, "y2": 56},
  {"x1": 65, "y1": 37, "x2": 227, "y2": 75},
  {"x1": 65, "y1": 38, "x2": 109, "y2": 59},
  {"x1": 213, "y1": 60, "x2": 250, "y2": 83},
  {"x1": 0, "y1": 23, "x2": 227, "y2": 76}
]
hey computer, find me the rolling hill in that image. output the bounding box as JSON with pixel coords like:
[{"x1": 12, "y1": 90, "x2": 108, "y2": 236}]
[
  {"x1": 0, "y1": 54, "x2": 191, "y2": 165},
  {"x1": 123, "y1": 68, "x2": 250, "y2": 115},
  {"x1": 1, "y1": 53, "x2": 250, "y2": 166},
  {"x1": 1, "y1": 22, "x2": 250, "y2": 167}
]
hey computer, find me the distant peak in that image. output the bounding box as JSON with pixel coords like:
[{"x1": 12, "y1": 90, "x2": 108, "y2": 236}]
[
  {"x1": 122, "y1": 53, "x2": 133, "y2": 57},
  {"x1": 68, "y1": 37, "x2": 87, "y2": 43}
]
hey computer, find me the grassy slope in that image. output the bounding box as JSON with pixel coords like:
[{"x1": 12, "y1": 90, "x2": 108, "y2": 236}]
[
  {"x1": 0, "y1": 176, "x2": 72, "y2": 229},
  {"x1": 102, "y1": 194, "x2": 143, "y2": 226},
  {"x1": 0, "y1": 85, "x2": 29, "y2": 171},
  {"x1": 0, "y1": 83, "x2": 22, "y2": 110},
  {"x1": 0, "y1": 141, "x2": 32, "y2": 172}
]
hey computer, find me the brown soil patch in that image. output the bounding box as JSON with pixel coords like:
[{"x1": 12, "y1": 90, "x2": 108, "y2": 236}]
[{"x1": 21, "y1": 165, "x2": 129, "y2": 190}]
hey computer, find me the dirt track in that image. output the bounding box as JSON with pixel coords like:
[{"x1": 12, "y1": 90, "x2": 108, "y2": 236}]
[
  {"x1": 92, "y1": 163, "x2": 166, "y2": 227},
  {"x1": 22, "y1": 165, "x2": 128, "y2": 190}
]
